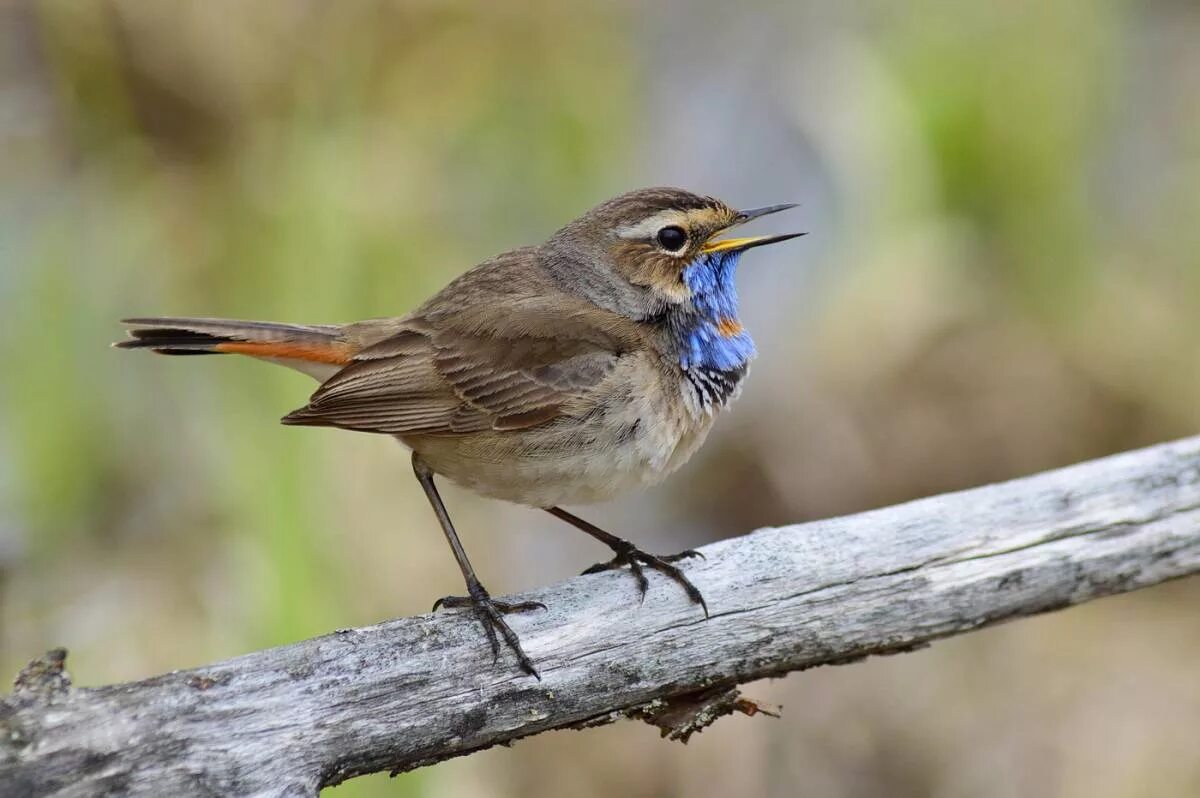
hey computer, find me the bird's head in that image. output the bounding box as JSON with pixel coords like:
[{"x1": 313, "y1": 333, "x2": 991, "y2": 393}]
[{"x1": 543, "y1": 187, "x2": 802, "y2": 320}]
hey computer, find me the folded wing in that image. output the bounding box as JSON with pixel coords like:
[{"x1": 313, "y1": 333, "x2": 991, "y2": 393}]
[{"x1": 282, "y1": 325, "x2": 620, "y2": 435}]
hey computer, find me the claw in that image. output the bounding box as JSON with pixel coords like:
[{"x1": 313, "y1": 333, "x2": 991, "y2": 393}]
[
  {"x1": 583, "y1": 544, "x2": 708, "y2": 617},
  {"x1": 433, "y1": 588, "x2": 546, "y2": 678}
]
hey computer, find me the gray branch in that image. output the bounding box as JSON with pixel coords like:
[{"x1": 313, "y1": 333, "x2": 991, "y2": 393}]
[{"x1": 4, "y1": 438, "x2": 1200, "y2": 797}]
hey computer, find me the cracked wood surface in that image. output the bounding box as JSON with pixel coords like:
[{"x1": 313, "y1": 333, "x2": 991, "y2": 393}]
[{"x1": 3, "y1": 437, "x2": 1200, "y2": 797}]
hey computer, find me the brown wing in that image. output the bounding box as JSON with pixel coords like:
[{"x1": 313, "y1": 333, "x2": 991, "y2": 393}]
[
  {"x1": 282, "y1": 247, "x2": 638, "y2": 435},
  {"x1": 280, "y1": 325, "x2": 621, "y2": 435}
]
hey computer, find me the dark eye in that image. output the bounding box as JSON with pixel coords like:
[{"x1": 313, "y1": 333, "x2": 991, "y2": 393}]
[{"x1": 656, "y1": 225, "x2": 688, "y2": 252}]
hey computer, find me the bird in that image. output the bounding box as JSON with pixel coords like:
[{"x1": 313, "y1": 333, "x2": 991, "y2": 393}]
[{"x1": 115, "y1": 187, "x2": 803, "y2": 678}]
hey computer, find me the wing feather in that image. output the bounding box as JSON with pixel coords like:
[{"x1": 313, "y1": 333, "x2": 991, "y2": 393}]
[
  {"x1": 282, "y1": 327, "x2": 619, "y2": 435},
  {"x1": 281, "y1": 250, "x2": 633, "y2": 435}
]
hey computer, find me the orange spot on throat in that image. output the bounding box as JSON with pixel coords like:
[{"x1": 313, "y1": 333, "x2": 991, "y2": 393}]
[
  {"x1": 715, "y1": 317, "x2": 744, "y2": 338},
  {"x1": 214, "y1": 341, "x2": 352, "y2": 365}
]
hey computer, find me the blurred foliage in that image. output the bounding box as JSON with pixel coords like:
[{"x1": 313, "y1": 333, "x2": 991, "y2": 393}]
[{"x1": 1, "y1": 1, "x2": 1198, "y2": 796}]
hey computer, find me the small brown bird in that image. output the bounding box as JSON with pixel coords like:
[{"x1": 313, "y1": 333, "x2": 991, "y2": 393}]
[{"x1": 117, "y1": 187, "x2": 802, "y2": 677}]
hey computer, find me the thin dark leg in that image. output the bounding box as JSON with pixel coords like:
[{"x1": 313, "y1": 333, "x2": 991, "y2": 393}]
[
  {"x1": 544, "y1": 506, "x2": 708, "y2": 617},
  {"x1": 412, "y1": 453, "x2": 544, "y2": 678}
]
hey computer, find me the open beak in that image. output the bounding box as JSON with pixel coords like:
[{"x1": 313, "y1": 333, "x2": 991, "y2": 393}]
[
  {"x1": 700, "y1": 203, "x2": 805, "y2": 254},
  {"x1": 734, "y1": 203, "x2": 798, "y2": 223},
  {"x1": 700, "y1": 232, "x2": 806, "y2": 254}
]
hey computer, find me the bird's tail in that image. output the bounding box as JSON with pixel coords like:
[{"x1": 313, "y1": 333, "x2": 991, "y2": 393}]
[{"x1": 115, "y1": 317, "x2": 354, "y2": 378}]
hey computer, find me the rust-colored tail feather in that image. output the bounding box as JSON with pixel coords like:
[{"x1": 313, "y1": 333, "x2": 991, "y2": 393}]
[{"x1": 115, "y1": 317, "x2": 350, "y2": 363}]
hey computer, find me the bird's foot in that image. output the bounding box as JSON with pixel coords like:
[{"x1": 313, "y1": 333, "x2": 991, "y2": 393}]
[
  {"x1": 433, "y1": 584, "x2": 546, "y2": 678},
  {"x1": 582, "y1": 543, "x2": 708, "y2": 616}
]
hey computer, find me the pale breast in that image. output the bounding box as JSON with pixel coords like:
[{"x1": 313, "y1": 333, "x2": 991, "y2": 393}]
[{"x1": 403, "y1": 354, "x2": 718, "y2": 507}]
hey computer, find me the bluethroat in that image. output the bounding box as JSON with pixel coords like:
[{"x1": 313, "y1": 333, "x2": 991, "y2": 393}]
[{"x1": 116, "y1": 187, "x2": 803, "y2": 677}]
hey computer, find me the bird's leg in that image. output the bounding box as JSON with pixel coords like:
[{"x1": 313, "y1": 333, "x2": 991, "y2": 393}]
[
  {"x1": 412, "y1": 453, "x2": 544, "y2": 678},
  {"x1": 544, "y1": 506, "x2": 707, "y2": 617}
]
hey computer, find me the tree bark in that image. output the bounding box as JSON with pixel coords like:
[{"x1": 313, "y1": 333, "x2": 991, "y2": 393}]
[{"x1": 3, "y1": 437, "x2": 1200, "y2": 797}]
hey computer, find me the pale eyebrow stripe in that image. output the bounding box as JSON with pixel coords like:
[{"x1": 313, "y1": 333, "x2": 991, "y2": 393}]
[{"x1": 615, "y1": 210, "x2": 688, "y2": 240}]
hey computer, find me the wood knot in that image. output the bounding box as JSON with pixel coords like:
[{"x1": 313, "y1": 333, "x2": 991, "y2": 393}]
[
  {"x1": 632, "y1": 685, "x2": 780, "y2": 743},
  {"x1": 12, "y1": 648, "x2": 72, "y2": 703}
]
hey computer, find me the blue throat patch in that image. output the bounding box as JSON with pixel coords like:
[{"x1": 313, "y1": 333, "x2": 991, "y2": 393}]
[{"x1": 676, "y1": 250, "x2": 756, "y2": 372}]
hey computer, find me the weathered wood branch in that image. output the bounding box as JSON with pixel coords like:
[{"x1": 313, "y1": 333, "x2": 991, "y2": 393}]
[{"x1": 4, "y1": 438, "x2": 1200, "y2": 797}]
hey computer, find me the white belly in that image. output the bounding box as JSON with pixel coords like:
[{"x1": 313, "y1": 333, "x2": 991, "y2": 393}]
[{"x1": 404, "y1": 381, "x2": 717, "y2": 508}]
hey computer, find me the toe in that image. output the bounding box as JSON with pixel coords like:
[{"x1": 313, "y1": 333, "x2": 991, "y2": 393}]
[
  {"x1": 433, "y1": 595, "x2": 471, "y2": 612},
  {"x1": 493, "y1": 599, "x2": 548, "y2": 614},
  {"x1": 628, "y1": 559, "x2": 649, "y2": 602},
  {"x1": 581, "y1": 557, "x2": 620, "y2": 576},
  {"x1": 477, "y1": 610, "x2": 502, "y2": 662},
  {"x1": 636, "y1": 555, "x2": 709, "y2": 616}
]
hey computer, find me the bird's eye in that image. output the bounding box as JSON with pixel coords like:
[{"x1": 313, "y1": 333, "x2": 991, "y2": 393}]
[{"x1": 656, "y1": 225, "x2": 688, "y2": 252}]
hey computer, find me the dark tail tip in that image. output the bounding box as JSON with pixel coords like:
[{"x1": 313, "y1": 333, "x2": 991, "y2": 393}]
[{"x1": 114, "y1": 327, "x2": 231, "y2": 354}]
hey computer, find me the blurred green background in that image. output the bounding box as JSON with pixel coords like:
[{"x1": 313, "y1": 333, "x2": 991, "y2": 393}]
[{"x1": 2, "y1": 1, "x2": 1199, "y2": 796}]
